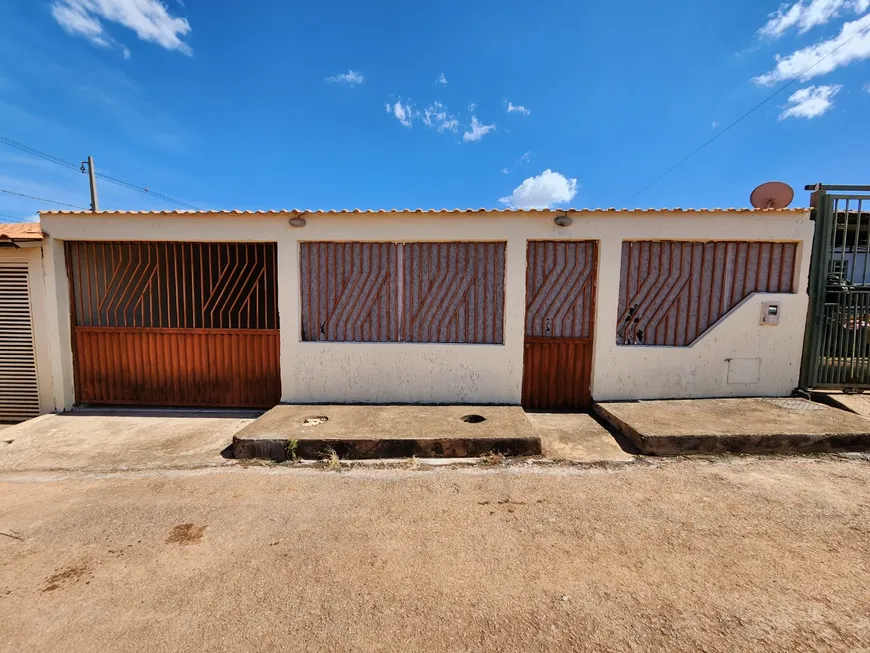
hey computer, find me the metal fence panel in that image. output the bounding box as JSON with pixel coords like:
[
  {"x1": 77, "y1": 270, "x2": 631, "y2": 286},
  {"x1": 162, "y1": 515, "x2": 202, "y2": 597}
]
[
  {"x1": 66, "y1": 242, "x2": 278, "y2": 330},
  {"x1": 802, "y1": 190, "x2": 870, "y2": 390},
  {"x1": 403, "y1": 242, "x2": 505, "y2": 344},
  {"x1": 617, "y1": 241, "x2": 798, "y2": 346},
  {"x1": 525, "y1": 241, "x2": 597, "y2": 339},
  {"x1": 300, "y1": 242, "x2": 399, "y2": 342}
]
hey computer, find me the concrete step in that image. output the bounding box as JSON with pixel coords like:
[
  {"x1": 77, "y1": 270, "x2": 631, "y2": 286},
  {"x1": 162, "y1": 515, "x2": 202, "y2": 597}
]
[
  {"x1": 594, "y1": 397, "x2": 870, "y2": 455},
  {"x1": 232, "y1": 405, "x2": 541, "y2": 461}
]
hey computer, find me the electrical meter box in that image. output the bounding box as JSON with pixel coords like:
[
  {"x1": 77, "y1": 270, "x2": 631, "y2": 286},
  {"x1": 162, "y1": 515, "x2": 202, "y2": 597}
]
[{"x1": 761, "y1": 301, "x2": 780, "y2": 326}]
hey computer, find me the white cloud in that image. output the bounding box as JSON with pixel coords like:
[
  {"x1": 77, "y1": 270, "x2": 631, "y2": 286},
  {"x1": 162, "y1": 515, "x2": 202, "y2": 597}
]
[
  {"x1": 499, "y1": 169, "x2": 578, "y2": 209},
  {"x1": 51, "y1": 2, "x2": 109, "y2": 46},
  {"x1": 502, "y1": 168, "x2": 510, "y2": 174},
  {"x1": 754, "y1": 13, "x2": 870, "y2": 85},
  {"x1": 864, "y1": 81, "x2": 870, "y2": 91},
  {"x1": 468, "y1": 102, "x2": 477, "y2": 112},
  {"x1": 507, "y1": 101, "x2": 531, "y2": 115},
  {"x1": 326, "y1": 70, "x2": 364, "y2": 85},
  {"x1": 462, "y1": 115, "x2": 495, "y2": 142},
  {"x1": 422, "y1": 102, "x2": 458, "y2": 132},
  {"x1": 712, "y1": 120, "x2": 721, "y2": 128},
  {"x1": 436, "y1": 73, "x2": 447, "y2": 85},
  {"x1": 519, "y1": 151, "x2": 531, "y2": 163},
  {"x1": 779, "y1": 83, "x2": 842, "y2": 118},
  {"x1": 50, "y1": 0, "x2": 192, "y2": 55},
  {"x1": 386, "y1": 100, "x2": 414, "y2": 127},
  {"x1": 759, "y1": 0, "x2": 869, "y2": 38}
]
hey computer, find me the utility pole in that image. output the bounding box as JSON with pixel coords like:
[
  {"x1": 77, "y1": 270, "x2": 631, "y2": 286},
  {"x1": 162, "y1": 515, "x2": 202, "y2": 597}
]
[{"x1": 80, "y1": 156, "x2": 98, "y2": 211}]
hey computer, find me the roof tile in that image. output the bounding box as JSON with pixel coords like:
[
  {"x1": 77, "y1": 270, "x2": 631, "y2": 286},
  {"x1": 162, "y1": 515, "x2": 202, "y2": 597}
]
[
  {"x1": 39, "y1": 207, "x2": 808, "y2": 216},
  {"x1": 0, "y1": 222, "x2": 43, "y2": 241}
]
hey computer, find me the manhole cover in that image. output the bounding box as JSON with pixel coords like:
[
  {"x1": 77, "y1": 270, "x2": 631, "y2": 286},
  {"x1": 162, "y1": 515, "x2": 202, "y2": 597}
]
[
  {"x1": 760, "y1": 398, "x2": 825, "y2": 411},
  {"x1": 301, "y1": 416, "x2": 329, "y2": 426},
  {"x1": 460, "y1": 414, "x2": 486, "y2": 424}
]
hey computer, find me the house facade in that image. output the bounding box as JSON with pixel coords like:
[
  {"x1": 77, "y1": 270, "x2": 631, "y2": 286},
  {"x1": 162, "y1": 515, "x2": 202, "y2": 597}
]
[{"x1": 4, "y1": 207, "x2": 813, "y2": 416}]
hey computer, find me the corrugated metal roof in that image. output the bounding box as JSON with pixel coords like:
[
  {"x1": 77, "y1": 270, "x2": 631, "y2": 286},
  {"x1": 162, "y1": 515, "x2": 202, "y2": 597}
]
[
  {"x1": 0, "y1": 222, "x2": 43, "y2": 241},
  {"x1": 39, "y1": 207, "x2": 809, "y2": 216}
]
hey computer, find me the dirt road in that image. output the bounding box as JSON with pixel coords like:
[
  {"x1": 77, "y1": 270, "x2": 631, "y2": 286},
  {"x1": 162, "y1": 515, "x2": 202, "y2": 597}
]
[{"x1": 1, "y1": 456, "x2": 869, "y2": 652}]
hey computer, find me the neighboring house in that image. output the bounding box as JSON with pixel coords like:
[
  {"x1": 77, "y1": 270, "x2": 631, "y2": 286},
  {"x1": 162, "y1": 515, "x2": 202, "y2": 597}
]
[
  {"x1": 0, "y1": 223, "x2": 54, "y2": 421},
  {"x1": 5, "y1": 207, "x2": 813, "y2": 419}
]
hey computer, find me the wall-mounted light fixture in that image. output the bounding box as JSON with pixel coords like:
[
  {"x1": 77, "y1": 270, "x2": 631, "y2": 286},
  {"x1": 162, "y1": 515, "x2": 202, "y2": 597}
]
[
  {"x1": 553, "y1": 214, "x2": 572, "y2": 227},
  {"x1": 288, "y1": 215, "x2": 307, "y2": 228}
]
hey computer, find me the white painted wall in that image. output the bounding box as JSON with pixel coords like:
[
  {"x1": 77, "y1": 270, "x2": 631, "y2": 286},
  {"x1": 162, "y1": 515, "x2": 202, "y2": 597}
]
[
  {"x1": 39, "y1": 209, "x2": 814, "y2": 407},
  {"x1": 0, "y1": 245, "x2": 55, "y2": 415}
]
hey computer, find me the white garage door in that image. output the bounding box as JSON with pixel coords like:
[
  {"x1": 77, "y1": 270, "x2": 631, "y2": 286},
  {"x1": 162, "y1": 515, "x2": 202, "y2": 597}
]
[{"x1": 0, "y1": 265, "x2": 39, "y2": 422}]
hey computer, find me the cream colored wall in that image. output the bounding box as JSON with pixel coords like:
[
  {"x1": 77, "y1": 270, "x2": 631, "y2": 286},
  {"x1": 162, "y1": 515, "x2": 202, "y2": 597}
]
[
  {"x1": 39, "y1": 210, "x2": 814, "y2": 407},
  {"x1": 0, "y1": 245, "x2": 55, "y2": 414}
]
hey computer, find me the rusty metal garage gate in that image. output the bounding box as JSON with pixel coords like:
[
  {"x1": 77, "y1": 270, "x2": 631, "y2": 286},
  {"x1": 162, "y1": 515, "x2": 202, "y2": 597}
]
[
  {"x1": 523, "y1": 241, "x2": 597, "y2": 410},
  {"x1": 65, "y1": 242, "x2": 280, "y2": 407}
]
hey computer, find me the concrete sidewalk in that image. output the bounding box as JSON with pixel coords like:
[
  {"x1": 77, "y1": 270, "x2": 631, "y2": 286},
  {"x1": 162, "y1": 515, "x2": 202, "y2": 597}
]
[
  {"x1": 0, "y1": 411, "x2": 257, "y2": 472},
  {"x1": 232, "y1": 405, "x2": 542, "y2": 459},
  {"x1": 595, "y1": 397, "x2": 870, "y2": 455},
  {"x1": 813, "y1": 391, "x2": 870, "y2": 419},
  {"x1": 0, "y1": 406, "x2": 633, "y2": 472}
]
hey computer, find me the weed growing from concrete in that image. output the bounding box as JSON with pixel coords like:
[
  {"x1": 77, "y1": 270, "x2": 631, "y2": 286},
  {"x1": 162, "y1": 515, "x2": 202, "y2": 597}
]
[
  {"x1": 286, "y1": 439, "x2": 299, "y2": 462},
  {"x1": 479, "y1": 451, "x2": 507, "y2": 466},
  {"x1": 321, "y1": 447, "x2": 343, "y2": 471}
]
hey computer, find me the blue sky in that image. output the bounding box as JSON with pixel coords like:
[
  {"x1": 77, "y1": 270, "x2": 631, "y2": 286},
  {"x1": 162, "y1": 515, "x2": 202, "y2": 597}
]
[{"x1": 1, "y1": 0, "x2": 869, "y2": 220}]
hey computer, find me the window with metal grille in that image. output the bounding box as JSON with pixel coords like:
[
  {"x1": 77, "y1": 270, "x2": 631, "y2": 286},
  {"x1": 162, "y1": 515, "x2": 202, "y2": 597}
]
[
  {"x1": 617, "y1": 240, "x2": 798, "y2": 346},
  {"x1": 299, "y1": 242, "x2": 506, "y2": 344},
  {"x1": 65, "y1": 242, "x2": 278, "y2": 330}
]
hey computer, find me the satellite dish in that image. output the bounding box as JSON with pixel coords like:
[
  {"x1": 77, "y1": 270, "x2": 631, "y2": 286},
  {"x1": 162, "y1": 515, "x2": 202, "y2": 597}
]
[{"x1": 750, "y1": 181, "x2": 794, "y2": 209}]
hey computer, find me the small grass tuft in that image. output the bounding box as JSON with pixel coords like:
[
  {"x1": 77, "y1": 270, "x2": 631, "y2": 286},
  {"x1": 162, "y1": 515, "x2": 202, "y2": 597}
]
[
  {"x1": 321, "y1": 447, "x2": 343, "y2": 471},
  {"x1": 286, "y1": 439, "x2": 299, "y2": 462},
  {"x1": 479, "y1": 451, "x2": 507, "y2": 466}
]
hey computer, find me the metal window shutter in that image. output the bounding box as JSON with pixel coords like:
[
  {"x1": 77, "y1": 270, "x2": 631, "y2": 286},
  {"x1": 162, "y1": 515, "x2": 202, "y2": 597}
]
[{"x1": 0, "y1": 266, "x2": 40, "y2": 421}]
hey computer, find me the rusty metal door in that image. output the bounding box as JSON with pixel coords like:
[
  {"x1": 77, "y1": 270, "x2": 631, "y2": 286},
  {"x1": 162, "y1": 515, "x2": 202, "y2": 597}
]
[
  {"x1": 522, "y1": 241, "x2": 597, "y2": 410},
  {"x1": 65, "y1": 242, "x2": 280, "y2": 408}
]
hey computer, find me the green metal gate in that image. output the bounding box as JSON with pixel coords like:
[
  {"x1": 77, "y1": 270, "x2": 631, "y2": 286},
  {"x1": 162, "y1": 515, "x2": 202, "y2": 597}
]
[{"x1": 801, "y1": 185, "x2": 870, "y2": 391}]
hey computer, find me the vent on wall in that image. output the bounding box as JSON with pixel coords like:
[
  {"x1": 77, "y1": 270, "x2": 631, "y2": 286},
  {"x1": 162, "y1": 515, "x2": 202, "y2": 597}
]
[{"x1": 0, "y1": 265, "x2": 40, "y2": 422}]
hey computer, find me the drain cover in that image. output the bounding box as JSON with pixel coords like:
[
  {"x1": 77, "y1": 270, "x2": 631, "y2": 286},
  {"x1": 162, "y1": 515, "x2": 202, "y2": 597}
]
[
  {"x1": 760, "y1": 398, "x2": 825, "y2": 411},
  {"x1": 301, "y1": 416, "x2": 329, "y2": 426}
]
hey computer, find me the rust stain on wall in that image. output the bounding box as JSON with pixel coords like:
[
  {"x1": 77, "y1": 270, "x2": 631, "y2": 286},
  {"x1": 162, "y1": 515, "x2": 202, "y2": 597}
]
[{"x1": 617, "y1": 241, "x2": 798, "y2": 346}]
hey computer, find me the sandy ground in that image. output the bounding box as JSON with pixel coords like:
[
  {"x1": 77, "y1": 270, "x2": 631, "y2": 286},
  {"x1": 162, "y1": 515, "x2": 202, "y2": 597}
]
[{"x1": 1, "y1": 456, "x2": 869, "y2": 652}]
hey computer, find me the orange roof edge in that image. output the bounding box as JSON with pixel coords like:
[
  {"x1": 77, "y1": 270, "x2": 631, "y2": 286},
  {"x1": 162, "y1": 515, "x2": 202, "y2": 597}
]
[
  {"x1": 0, "y1": 222, "x2": 44, "y2": 241},
  {"x1": 38, "y1": 207, "x2": 810, "y2": 216}
]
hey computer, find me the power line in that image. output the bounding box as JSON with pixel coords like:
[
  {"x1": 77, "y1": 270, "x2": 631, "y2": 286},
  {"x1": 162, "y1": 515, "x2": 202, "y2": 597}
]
[
  {"x1": 0, "y1": 136, "x2": 80, "y2": 172},
  {"x1": 0, "y1": 211, "x2": 31, "y2": 222},
  {"x1": 0, "y1": 134, "x2": 202, "y2": 210},
  {"x1": 618, "y1": 19, "x2": 870, "y2": 208},
  {"x1": 0, "y1": 187, "x2": 87, "y2": 209}
]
